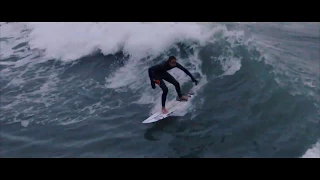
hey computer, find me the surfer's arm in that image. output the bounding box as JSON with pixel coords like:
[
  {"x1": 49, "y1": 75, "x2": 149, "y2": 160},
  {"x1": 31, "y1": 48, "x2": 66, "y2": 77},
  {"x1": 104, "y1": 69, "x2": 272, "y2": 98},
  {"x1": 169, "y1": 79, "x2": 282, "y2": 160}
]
[
  {"x1": 148, "y1": 66, "x2": 156, "y2": 82},
  {"x1": 148, "y1": 65, "x2": 158, "y2": 88},
  {"x1": 176, "y1": 63, "x2": 196, "y2": 82},
  {"x1": 148, "y1": 63, "x2": 164, "y2": 81}
]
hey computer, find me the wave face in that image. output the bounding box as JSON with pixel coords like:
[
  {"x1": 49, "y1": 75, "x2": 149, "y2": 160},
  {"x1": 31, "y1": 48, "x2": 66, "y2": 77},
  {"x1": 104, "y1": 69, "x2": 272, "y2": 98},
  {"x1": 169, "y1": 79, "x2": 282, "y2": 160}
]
[{"x1": 0, "y1": 22, "x2": 319, "y2": 158}]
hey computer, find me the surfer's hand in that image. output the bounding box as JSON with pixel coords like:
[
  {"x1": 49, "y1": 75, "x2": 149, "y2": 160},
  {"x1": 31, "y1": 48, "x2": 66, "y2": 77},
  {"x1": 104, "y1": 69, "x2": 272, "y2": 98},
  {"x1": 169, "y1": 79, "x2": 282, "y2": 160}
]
[
  {"x1": 193, "y1": 79, "x2": 198, "y2": 85},
  {"x1": 151, "y1": 82, "x2": 156, "y2": 89}
]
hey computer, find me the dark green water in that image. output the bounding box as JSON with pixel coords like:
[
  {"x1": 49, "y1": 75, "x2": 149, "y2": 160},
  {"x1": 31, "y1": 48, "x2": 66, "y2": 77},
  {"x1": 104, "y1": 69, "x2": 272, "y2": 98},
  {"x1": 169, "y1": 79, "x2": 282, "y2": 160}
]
[{"x1": 0, "y1": 22, "x2": 319, "y2": 157}]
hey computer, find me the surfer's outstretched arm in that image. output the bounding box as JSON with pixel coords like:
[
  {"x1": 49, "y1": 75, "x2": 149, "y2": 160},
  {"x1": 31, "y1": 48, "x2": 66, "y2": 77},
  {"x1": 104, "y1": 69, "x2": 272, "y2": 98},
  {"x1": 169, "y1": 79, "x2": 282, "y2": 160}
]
[{"x1": 176, "y1": 63, "x2": 198, "y2": 84}]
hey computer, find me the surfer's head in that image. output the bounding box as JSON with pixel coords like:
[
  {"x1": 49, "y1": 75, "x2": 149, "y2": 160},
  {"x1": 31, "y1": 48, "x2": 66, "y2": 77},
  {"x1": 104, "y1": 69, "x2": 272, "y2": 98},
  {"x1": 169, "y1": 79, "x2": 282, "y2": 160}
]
[{"x1": 167, "y1": 56, "x2": 177, "y2": 67}]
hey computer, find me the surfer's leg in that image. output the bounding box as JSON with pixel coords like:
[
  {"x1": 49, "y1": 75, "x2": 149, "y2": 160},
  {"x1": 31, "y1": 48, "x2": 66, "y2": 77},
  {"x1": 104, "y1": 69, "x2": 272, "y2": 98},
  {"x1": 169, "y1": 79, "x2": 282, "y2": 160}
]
[
  {"x1": 163, "y1": 72, "x2": 182, "y2": 98},
  {"x1": 158, "y1": 80, "x2": 168, "y2": 107}
]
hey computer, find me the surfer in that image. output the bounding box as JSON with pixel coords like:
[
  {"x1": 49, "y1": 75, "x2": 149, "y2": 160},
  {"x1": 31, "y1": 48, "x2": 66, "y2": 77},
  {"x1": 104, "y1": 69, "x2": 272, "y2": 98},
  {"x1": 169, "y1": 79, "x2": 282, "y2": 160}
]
[{"x1": 148, "y1": 56, "x2": 198, "y2": 114}]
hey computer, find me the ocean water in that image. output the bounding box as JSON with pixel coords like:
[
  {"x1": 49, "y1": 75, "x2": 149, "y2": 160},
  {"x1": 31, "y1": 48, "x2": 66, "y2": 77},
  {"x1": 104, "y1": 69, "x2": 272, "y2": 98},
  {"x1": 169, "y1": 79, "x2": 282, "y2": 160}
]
[{"x1": 0, "y1": 22, "x2": 319, "y2": 158}]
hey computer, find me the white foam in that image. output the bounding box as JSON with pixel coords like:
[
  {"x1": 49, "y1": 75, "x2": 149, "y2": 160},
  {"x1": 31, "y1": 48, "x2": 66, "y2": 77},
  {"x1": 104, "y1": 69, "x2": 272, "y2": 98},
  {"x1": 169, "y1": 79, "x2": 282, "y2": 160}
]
[
  {"x1": 302, "y1": 141, "x2": 320, "y2": 158},
  {"x1": 219, "y1": 56, "x2": 242, "y2": 76},
  {"x1": 0, "y1": 23, "x2": 30, "y2": 59},
  {"x1": 21, "y1": 120, "x2": 30, "y2": 127},
  {"x1": 25, "y1": 22, "x2": 216, "y2": 61}
]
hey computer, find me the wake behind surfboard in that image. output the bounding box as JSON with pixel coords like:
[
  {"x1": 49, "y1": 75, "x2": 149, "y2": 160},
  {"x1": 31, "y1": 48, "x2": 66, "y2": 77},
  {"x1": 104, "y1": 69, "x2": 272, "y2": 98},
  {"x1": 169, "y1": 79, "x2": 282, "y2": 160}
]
[{"x1": 142, "y1": 92, "x2": 194, "y2": 124}]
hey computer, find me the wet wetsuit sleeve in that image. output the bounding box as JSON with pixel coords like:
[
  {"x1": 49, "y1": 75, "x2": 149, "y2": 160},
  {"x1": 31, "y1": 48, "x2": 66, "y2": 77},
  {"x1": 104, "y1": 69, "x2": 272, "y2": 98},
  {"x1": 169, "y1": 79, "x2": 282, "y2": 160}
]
[
  {"x1": 176, "y1": 63, "x2": 196, "y2": 81},
  {"x1": 148, "y1": 66, "x2": 156, "y2": 83},
  {"x1": 148, "y1": 64, "x2": 161, "y2": 82},
  {"x1": 148, "y1": 63, "x2": 164, "y2": 82}
]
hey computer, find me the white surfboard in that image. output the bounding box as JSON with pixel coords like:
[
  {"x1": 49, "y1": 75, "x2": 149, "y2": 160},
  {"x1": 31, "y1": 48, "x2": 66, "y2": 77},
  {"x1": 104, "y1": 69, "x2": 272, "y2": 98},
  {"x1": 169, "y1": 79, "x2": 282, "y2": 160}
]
[{"x1": 142, "y1": 92, "x2": 194, "y2": 124}]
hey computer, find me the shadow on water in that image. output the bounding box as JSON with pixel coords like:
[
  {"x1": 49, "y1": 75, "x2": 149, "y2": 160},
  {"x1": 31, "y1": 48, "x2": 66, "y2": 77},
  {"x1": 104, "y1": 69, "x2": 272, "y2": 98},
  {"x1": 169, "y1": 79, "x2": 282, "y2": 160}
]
[{"x1": 144, "y1": 116, "x2": 180, "y2": 141}]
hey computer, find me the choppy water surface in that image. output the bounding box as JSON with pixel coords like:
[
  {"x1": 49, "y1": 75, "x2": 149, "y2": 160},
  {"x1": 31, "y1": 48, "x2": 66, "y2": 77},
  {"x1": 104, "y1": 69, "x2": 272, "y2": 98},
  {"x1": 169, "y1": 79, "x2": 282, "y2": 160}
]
[{"x1": 0, "y1": 22, "x2": 319, "y2": 157}]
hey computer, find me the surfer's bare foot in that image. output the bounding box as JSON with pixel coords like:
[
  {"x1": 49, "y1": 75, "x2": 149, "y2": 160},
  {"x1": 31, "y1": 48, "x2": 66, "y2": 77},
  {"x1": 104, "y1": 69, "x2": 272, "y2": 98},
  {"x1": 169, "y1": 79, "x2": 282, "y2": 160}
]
[
  {"x1": 162, "y1": 107, "x2": 168, "y2": 114},
  {"x1": 179, "y1": 95, "x2": 188, "y2": 101}
]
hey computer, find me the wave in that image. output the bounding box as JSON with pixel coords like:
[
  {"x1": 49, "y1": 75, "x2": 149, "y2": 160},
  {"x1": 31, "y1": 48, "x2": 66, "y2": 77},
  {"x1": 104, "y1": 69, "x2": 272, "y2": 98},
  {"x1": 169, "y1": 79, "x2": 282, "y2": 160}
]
[{"x1": 0, "y1": 22, "x2": 319, "y2": 157}]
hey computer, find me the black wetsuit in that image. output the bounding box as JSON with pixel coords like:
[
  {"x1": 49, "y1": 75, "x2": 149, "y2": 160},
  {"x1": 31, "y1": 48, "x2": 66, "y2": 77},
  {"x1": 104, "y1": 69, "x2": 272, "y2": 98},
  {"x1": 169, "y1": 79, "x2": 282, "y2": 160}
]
[{"x1": 148, "y1": 61, "x2": 197, "y2": 107}]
